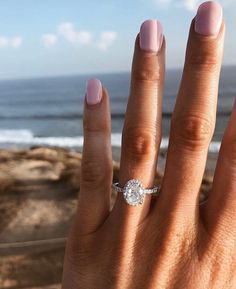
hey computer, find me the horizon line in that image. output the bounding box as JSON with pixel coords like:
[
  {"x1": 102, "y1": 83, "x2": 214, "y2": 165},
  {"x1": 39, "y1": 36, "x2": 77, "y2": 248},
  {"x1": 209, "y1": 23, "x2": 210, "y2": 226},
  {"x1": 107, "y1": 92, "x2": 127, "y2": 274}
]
[{"x1": 0, "y1": 64, "x2": 235, "y2": 82}]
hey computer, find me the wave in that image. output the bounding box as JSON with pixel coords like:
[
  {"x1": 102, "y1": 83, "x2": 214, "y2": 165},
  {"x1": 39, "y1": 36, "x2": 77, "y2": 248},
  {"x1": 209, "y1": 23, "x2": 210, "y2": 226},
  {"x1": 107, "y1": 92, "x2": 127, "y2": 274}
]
[{"x1": 0, "y1": 129, "x2": 222, "y2": 153}]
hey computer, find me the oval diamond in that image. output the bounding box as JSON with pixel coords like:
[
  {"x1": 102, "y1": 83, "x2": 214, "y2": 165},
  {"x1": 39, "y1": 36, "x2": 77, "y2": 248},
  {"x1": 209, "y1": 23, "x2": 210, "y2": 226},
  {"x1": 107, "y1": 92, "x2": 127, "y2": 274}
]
[{"x1": 123, "y1": 179, "x2": 144, "y2": 206}]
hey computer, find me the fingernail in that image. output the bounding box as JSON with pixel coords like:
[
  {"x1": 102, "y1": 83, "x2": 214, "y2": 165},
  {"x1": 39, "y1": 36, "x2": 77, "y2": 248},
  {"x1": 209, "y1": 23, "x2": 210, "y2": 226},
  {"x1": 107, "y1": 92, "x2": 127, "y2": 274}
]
[
  {"x1": 195, "y1": 1, "x2": 223, "y2": 36},
  {"x1": 139, "y1": 19, "x2": 163, "y2": 53},
  {"x1": 86, "y1": 79, "x2": 102, "y2": 105}
]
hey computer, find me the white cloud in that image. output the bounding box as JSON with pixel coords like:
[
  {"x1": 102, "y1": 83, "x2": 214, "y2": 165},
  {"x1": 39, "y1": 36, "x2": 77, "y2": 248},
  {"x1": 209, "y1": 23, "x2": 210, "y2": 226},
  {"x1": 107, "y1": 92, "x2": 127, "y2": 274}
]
[
  {"x1": 182, "y1": 0, "x2": 201, "y2": 11},
  {"x1": 97, "y1": 31, "x2": 117, "y2": 51},
  {"x1": 153, "y1": 0, "x2": 234, "y2": 11},
  {"x1": 0, "y1": 36, "x2": 22, "y2": 49},
  {"x1": 78, "y1": 31, "x2": 92, "y2": 44},
  {"x1": 41, "y1": 34, "x2": 58, "y2": 48},
  {"x1": 43, "y1": 23, "x2": 117, "y2": 51},
  {"x1": 57, "y1": 22, "x2": 92, "y2": 44},
  {"x1": 0, "y1": 37, "x2": 8, "y2": 48},
  {"x1": 9, "y1": 37, "x2": 22, "y2": 48}
]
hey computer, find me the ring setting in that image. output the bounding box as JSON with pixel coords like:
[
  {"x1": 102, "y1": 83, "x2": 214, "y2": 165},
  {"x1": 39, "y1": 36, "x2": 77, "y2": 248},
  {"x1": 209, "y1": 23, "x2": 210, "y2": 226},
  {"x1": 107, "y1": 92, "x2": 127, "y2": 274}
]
[{"x1": 112, "y1": 179, "x2": 159, "y2": 206}]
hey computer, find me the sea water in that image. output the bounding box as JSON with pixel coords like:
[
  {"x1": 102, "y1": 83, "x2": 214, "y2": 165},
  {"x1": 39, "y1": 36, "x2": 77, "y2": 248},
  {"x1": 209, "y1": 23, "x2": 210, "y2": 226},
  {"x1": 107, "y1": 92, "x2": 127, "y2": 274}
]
[{"x1": 0, "y1": 66, "x2": 235, "y2": 151}]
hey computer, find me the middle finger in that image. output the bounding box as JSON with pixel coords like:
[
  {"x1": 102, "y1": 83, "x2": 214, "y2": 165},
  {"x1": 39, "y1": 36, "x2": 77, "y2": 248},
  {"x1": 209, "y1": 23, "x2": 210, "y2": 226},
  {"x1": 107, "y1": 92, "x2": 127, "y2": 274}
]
[{"x1": 156, "y1": 2, "x2": 225, "y2": 221}]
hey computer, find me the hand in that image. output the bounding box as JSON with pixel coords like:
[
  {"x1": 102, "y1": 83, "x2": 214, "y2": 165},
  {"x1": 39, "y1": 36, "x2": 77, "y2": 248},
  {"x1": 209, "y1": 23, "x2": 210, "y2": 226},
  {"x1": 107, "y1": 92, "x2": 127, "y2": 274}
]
[{"x1": 62, "y1": 2, "x2": 235, "y2": 288}]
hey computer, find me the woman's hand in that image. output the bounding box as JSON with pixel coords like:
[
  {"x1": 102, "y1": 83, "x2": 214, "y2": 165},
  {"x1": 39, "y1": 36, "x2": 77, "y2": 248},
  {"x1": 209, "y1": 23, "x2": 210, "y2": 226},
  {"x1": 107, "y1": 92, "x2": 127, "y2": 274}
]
[{"x1": 61, "y1": 2, "x2": 236, "y2": 288}]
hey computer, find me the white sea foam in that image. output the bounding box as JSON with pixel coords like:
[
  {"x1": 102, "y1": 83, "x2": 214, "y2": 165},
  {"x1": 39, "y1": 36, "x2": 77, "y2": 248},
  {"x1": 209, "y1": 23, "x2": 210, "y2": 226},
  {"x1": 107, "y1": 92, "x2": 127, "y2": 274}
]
[{"x1": 0, "y1": 129, "x2": 221, "y2": 153}]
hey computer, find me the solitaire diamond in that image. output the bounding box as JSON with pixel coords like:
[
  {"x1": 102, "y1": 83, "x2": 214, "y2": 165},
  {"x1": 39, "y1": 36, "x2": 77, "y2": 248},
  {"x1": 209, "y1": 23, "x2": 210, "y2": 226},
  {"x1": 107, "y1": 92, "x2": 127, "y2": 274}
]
[{"x1": 123, "y1": 179, "x2": 145, "y2": 206}]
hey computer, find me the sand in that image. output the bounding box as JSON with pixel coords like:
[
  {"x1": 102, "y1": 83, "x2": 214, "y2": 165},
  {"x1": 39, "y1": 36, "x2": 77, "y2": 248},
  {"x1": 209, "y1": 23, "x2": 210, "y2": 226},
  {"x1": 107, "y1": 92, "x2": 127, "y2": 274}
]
[{"x1": 0, "y1": 146, "x2": 216, "y2": 288}]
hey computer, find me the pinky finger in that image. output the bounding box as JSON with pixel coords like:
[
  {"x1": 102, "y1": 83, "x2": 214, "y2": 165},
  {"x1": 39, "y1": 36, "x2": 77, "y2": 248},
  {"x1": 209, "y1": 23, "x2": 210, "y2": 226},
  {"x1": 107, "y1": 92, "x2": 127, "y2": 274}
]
[
  {"x1": 203, "y1": 99, "x2": 236, "y2": 238},
  {"x1": 76, "y1": 79, "x2": 113, "y2": 235}
]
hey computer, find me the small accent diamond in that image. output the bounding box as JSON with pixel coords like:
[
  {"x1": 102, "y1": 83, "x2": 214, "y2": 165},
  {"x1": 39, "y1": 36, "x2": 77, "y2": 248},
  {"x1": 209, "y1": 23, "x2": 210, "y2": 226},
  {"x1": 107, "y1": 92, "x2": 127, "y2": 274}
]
[{"x1": 123, "y1": 179, "x2": 145, "y2": 206}]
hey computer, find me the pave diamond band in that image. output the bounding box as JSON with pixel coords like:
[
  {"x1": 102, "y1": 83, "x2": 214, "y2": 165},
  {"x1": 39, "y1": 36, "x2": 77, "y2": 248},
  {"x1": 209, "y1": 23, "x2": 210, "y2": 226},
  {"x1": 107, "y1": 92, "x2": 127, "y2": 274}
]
[{"x1": 112, "y1": 179, "x2": 160, "y2": 206}]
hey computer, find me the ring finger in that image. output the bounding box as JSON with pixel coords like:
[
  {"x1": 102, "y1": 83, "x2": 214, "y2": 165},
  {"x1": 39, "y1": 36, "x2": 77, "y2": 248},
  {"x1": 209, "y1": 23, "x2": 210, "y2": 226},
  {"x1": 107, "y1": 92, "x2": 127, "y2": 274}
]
[{"x1": 111, "y1": 19, "x2": 165, "y2": 224}]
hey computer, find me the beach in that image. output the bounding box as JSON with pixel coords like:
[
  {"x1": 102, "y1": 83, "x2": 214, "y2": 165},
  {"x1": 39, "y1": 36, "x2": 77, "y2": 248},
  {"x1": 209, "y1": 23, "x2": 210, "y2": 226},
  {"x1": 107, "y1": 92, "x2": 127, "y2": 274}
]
[{"x1": 0, "y1": 145, "x2": 216, "y2": 288}]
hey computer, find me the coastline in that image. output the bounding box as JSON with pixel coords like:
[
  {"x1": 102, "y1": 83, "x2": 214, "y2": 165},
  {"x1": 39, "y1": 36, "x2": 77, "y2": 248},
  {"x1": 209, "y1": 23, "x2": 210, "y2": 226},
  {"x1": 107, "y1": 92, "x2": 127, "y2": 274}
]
[
  {"x1": 0, "y1": 132, "x2": 224, "y2": 152},
  {"x1": 0, "y1": 145, "x2": 216, "y2": 288}
]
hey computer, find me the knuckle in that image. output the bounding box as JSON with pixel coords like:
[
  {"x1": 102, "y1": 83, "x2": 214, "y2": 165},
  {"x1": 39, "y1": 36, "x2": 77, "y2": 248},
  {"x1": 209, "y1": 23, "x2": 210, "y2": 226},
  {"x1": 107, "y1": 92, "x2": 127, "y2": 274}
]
[
  {"x1": 81, "y1": 157, "x2": 112, "y2": 187},
  {"x1": 171, "y1": 114, "x2": 214, "y2": 151},
  {"x1": 187, "y1": 49, "x2": 219, "y2": 72},
  {"x1": 132, "y1": 66, "x2": 161, "y2": 83},
  {"x1": 122, "y1": 126, "x2": 159, "y2": 162},
  {"x1": 83, "y1": 115, "x2": 110, "y2": 135},
  {"x1": 83, "y1": 122, "x2": 109, "y2": 136}
]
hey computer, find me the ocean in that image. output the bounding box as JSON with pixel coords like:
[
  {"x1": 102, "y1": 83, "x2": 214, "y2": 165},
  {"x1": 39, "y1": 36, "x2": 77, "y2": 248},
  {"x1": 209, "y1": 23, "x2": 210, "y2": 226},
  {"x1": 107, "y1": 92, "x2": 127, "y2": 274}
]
[{"x1": 0, "y1": 66, "x2": 235, "y2": 152}]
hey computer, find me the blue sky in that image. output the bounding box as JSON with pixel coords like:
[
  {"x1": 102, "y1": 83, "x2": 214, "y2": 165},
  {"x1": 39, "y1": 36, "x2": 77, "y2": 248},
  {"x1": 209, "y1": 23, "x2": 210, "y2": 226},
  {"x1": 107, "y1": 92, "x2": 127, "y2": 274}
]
[{"x1": 0, "y1": 0, "x2": 235, "y2": 79}]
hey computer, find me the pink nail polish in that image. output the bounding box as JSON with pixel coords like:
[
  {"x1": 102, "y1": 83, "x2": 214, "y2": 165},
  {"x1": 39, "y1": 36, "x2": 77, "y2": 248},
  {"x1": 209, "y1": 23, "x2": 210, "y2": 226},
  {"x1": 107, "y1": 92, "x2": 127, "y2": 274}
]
[
  {"x1": 139, "y1": 19, "x2": 163, "y2": 53},
  {"x1": 195, "y1": 1, "x2": 223, "y2": 36},
  {"x1": 86, "y1": 79, "x2": 102, "y2": 105}
]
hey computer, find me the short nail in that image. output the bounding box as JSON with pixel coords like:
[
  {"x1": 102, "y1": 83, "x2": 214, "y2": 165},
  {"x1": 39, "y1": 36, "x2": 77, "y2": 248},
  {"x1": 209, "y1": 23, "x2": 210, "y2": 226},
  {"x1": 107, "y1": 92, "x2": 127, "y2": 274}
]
[
  {"x1": 195, "y1": 1, "x2": 223, "y2": 36},
  {"x1": 86, "y1": 79, "x2": 102, "y2": 105},
  {"x1": 139, "y1": 19, "x2": 163, "y2": 53}
]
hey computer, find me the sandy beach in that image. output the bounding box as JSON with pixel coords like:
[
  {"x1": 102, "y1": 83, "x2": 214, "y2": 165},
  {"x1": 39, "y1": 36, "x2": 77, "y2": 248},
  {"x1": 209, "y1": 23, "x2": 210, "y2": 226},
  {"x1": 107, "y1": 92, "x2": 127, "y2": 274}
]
[{"x1": 0, "y1": 145, "x2": 217, "y2": 288}]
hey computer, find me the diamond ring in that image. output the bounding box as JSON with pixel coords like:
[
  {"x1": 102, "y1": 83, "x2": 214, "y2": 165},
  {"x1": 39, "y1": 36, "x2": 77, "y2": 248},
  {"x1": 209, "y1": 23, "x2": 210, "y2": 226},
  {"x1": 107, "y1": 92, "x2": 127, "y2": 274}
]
[{"x1": 112, "y1": 179, "x2": 160, "y2": 206}]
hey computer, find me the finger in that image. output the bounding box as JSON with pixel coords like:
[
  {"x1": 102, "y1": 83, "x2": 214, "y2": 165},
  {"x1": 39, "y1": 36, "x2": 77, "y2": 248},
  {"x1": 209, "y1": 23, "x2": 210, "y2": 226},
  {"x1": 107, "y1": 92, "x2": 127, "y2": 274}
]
[
  {"x1": 111, "y1": 20, "x2": 165, "y2": 222},
  {"x1": 156, "y1": 2, "x2": 225, "y2": 220},
  {"x1": 203, "y1": 100, "x2": 236, "y2": 239},
  {"x1": 77, "y1": 79, "x2": 113, "y2": 235}
]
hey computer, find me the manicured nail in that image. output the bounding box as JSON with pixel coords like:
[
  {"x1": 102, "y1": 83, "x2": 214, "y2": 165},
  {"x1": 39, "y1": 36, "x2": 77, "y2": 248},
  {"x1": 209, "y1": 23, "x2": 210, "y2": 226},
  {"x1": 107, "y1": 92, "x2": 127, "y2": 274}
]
[
  {"x1": 195, "y1": 1, "x2": 223, "y2": 36},
  {"x1": 139, "y1": 19, "x2": 163, "y2": 53},
  {"x1": 86, "y1": 79, "x2": 102, "y2": 105}
]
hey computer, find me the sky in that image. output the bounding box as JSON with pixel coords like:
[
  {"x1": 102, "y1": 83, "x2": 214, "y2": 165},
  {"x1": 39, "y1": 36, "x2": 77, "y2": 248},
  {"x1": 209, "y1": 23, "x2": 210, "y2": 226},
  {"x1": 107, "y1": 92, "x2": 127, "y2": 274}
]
[{"x1": 0, "y1": 0, "x2": 235, "y2": 79}]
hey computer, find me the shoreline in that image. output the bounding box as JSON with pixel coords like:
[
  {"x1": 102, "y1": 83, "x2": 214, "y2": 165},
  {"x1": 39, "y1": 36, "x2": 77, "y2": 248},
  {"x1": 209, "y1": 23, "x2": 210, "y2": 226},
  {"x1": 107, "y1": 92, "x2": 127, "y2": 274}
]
[{"x1": 0, "y1": 135, "x2": 223, "y2": 153}]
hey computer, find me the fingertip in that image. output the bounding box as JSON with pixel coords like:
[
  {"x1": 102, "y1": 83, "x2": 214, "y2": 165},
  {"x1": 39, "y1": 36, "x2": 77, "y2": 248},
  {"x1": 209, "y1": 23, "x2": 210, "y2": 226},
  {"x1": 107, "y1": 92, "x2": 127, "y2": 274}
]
[
  {"x1": 86, "y1": 78, "x2": 102, "y2": 106},
  {"x1": 139, "y1": 19, "x2": 164, "y2": 53},
  {"x1": 194, "y1": 1, "x2": 223, "y2": 37}
]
